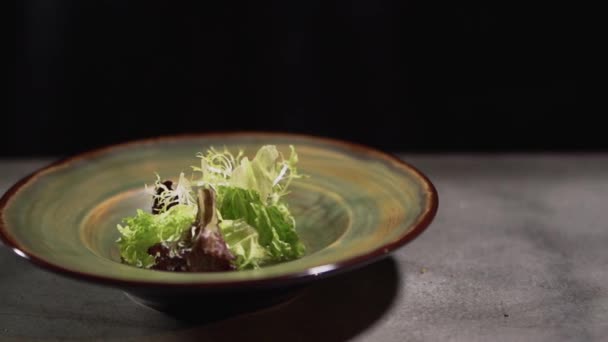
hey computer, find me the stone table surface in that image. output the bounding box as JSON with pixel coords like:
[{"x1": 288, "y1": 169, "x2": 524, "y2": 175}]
[{"x1": 0, "y1": 154, "x2": 607, "y2": 341}]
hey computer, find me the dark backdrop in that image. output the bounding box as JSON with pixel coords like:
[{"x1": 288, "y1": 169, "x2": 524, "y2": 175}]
[{"x1": 12, "y1": 1, "x2": 598, "y2": 157}]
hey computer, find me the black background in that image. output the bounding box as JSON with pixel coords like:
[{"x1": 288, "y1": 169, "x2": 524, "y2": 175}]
[{"x1": 12, "y1": 1, "x2": 600, "y2": 157}]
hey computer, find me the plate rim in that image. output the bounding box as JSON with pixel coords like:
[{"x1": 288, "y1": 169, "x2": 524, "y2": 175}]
[{"x1": 0, "y1": 131, "x2": 438, "y2": 290}]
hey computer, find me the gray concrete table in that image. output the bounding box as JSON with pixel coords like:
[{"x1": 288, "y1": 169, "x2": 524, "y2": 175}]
[{"x1": 1, "y1": 155, "x2": 607, "y2": 341}]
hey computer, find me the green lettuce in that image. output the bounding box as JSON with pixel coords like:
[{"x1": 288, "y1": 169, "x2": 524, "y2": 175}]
[
  {"x1": 193, "y1": 145, "x2": 302, "y2": 204},
  {"x1": 218, "y1": 186, "x2": 305, "y2": 261},
  {"x1": 117, "y1": 204, "x2": 197, "y2": 268},
  {"x1": 219, "y1": 219, "x2": 267, "y2": 269},
  {"x1": 117, "y1": 144, "x2": 306, "y2": 270}
]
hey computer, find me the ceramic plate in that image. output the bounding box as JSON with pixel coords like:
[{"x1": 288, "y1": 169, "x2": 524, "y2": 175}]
[{"x1": 0, "y1": 133, "x2": 437, "y2": 306}]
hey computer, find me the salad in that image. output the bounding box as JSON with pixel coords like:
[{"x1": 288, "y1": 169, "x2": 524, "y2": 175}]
[{"x1": 116, "y1": 145, "x2": 306, "y2": 272}]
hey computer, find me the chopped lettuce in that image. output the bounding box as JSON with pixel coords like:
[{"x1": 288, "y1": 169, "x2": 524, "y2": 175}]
[{"x1": 117, "y1": 145, "x2": 306, "y2": 271}]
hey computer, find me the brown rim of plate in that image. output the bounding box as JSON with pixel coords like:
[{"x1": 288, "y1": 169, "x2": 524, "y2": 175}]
[{"x1": 0, "y1": 131, "x2": 438, "y2": 290}]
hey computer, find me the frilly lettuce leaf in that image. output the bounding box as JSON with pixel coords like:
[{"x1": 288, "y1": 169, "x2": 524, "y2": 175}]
[
  {"x1": 145, "y1": 171, "x2": 195, "y2": 215},
  {"x1": 191, "y1": 147, "x2": 244, "y2": 188},
  {"x1": 117, "y1": 204, "x2": 197, "y2": 268},
  {"x1": 194, "y1": 145, "x2": 302, "y2": 205}
]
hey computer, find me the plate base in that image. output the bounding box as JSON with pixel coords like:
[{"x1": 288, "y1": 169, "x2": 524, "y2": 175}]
[{"x1": 124, "y1": 286, "x2": 304, "y2": 322}]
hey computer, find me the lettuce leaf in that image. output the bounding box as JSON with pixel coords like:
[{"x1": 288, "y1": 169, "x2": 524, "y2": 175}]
[
  {"x1": 219, "y1": 219, "x2": 268, "y2": 269},
  {"x1": 230, "y1": 145, "x2": 278, "y2": 203},
  {"x1": 117, "y1": 204, "x2": 197, "y2": 268},
  {"x1": 218, "y1": 186, "x2": 305, "y2": 261}
]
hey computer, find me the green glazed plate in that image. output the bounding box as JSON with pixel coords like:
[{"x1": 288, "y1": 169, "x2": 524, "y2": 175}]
[{"x1": 0, "y1": 133, "x2": 437, "y2": 293}]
